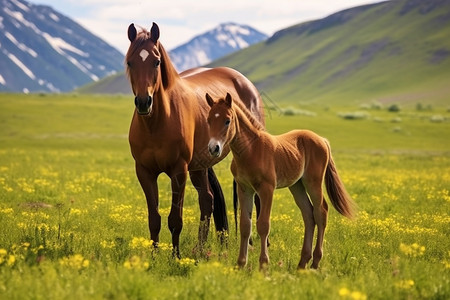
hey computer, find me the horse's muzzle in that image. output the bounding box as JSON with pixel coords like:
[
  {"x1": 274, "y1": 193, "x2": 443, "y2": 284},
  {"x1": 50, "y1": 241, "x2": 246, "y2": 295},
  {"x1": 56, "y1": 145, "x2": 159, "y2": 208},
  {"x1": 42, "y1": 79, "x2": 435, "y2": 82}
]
[
  {"x1": 208, "y1": 139, "x2": 222, "y2": 157},
  {"x1": 135, "y1": 96, "x2": 153, "y2": 115}
]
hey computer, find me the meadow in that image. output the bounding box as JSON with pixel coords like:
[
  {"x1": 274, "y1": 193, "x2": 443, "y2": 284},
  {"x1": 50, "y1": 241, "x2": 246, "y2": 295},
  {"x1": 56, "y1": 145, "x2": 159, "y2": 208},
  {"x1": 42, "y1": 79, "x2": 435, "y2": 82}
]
[{"x1": 0, "y1": 93, "x2": 449, "y2": 299}]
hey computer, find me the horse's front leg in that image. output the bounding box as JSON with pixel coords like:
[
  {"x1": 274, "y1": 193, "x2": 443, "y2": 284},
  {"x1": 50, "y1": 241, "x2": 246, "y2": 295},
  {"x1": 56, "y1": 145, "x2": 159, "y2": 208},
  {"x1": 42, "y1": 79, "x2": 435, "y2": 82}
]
[
  {"x1": 256, "y1": 184, "x2": 274, "y2": 270},
  {"x1": 189, "y1": 169, "x2": 213, "y2": 248},
  {"x1": 135, "y1": 163, "x2": 161, "y2": 245},
  {"x1": 237, "y1": 185, "x2": 254, "y2": 268},
  {"x1": 168, "y1": 169, "x2": 188, "y2": 258}
]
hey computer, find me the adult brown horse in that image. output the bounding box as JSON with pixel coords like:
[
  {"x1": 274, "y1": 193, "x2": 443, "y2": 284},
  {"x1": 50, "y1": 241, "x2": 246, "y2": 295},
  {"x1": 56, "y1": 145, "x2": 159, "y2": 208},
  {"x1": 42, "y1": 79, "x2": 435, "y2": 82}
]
[
  {"x1": 206, "y1": 93, "x2": 355, "y2": 270},
  {"x1": 125, "y1": 22, "x2": 265, "y2": 257}
]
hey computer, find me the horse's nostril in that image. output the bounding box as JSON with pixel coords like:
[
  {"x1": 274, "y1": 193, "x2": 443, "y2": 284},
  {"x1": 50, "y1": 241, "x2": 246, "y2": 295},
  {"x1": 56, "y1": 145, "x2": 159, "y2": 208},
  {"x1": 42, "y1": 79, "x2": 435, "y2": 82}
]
[{"x1": 214, "y1": 145, "x2": 220, "y2": 154}]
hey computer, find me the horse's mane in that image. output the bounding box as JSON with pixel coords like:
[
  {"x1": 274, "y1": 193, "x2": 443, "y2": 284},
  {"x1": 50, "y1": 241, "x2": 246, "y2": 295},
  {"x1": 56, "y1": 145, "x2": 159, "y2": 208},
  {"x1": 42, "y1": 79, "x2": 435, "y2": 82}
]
[
  {"x1": 231, "y1": 97, "x2": 265, "y2": 132},
  {"x1": 125, "y1": 28, "x2": 179, "y2": 91}
]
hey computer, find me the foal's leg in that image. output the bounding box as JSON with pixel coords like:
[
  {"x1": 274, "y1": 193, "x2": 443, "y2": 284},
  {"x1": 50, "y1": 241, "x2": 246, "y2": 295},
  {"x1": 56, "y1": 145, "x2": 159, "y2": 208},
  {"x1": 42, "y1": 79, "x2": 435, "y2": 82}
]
[
  {"x1": 135, "y1": 163, "x2": 161, "y2": 246},
  {"x1": 303, "y1": 177, "x2": 328, "y2": 269},
  {"x1": 256, "y1": 184, "x2": 274, "y2": 269},
  {"x1": 254, "y1": 194, "x2": 270, "y2": 247},
  {"x1": 168, "y1": 169, "x2": 188, "y2": 258},
  {"x1": 237, "y1": 186, "x2": 254, "y2": 267},
  {"x1": 189, "y1": 169, "x2": 214, "y2": 247},
  {"x1": 289, "y1": 181, "x2": 315, "y2": 269}
]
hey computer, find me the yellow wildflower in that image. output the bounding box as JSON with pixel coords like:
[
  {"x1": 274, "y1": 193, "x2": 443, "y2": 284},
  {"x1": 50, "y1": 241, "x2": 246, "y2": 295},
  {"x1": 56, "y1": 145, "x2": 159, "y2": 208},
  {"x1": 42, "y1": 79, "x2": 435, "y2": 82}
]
[
  {"x1": 123, "y1": 255, "x2": 149, "y2": 270},
  {"x1": 0, "y1": 249, "x2": 16, "y2": 267},
  {"x1": 339, "y1": 288, "x2": 350, "y2": 297},
  {"x1": 100, "y1": 240, "x2": 116, "y2": 249},
  {"x1": 130, "y1": 237, "x2": 153, "y2": 249},
  {"x1": 339, "y1": 287, "x2": 367, "y2": 300},
  {"x1": 399, "y1": 243, "x2": 425, "y2": 257},
  {"x1": 0, "y1": 208, "x2": 13, "y2": 214},
  {"x1": 177, "y1": 257, "x2": 196, "y2": 266},
  {"x1": 367, "y1": 241, "x2": 381, "y2": 248},
  {"x1": 59, "y1": 254, "x2": 89, "y2": 270},
  {"x1": 395, "y1": 279, "x2": 414, "y2": 289}
]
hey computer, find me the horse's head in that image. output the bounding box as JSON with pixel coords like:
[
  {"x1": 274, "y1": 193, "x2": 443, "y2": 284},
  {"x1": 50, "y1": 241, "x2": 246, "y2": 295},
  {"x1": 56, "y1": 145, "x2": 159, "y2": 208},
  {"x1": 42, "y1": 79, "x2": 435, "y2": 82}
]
[
  {"x1": 206, "y1": 93, "x2": 235, "y2": 157},
  {"x1": 126, "y1": 22, "x2": 163, "y2": 115}
]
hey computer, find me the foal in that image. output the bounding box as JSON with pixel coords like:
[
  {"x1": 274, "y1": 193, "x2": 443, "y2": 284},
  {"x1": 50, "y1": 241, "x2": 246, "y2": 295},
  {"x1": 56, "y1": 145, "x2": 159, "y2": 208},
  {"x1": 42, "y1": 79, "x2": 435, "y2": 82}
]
[{"x1": 206, "y1": 93, "x2": 355, "y2": 269}]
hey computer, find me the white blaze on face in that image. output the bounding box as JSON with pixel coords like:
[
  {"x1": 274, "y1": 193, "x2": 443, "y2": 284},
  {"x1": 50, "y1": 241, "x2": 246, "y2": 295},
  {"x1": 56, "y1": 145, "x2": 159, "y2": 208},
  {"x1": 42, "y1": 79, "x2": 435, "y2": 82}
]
[
  {"x1": 215, "y1": 113, "x2": 220, "y2": 118},
  {"x1": 139, "y1": 49, "x2": 150, "y2": 62}
]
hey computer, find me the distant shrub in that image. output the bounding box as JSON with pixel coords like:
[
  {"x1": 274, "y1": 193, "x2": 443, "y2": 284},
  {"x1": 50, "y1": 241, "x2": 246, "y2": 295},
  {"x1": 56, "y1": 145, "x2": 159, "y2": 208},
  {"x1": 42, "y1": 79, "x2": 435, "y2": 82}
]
[
  {"x1": 337, "y1": 111, "x2": 370, "y2": 120},
  {"x1": 373, "y1": 117, "x2": 384, "y2": 123},
  {"x1": 360, "y1": 101, "x2": 383, "y2": 110},
  {"x1": 371, "y1": 101, "x2": 383, "y2": 110},
  {"x1": 359, "y1": 103, "x2": 370, "y2": 110},
  {"x1": 388, "y1": 104, "x2": 401, "y2": 112},
  {"x1": 416, "y1": 103, "x2": 433, "y2": 111},
  {"x1": 430, "y1": 115, "x2": 445, "y2": 123},
  {"x1": 281, "y1": 107, "x2": 316, "y2": 117}
]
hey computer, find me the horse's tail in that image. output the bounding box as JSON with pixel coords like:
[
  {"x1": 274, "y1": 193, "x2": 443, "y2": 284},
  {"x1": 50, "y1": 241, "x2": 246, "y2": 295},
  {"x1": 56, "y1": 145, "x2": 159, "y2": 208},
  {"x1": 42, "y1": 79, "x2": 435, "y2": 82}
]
[
  {"x1": 208, "y1": 167, "x2": 229, "y2": 233},
  {"x1": 233, "y1": 180, "x2": 238, "y2": 236},
  {"x1": 324, "y1": 141, "x2": 356, "y2": 219}
]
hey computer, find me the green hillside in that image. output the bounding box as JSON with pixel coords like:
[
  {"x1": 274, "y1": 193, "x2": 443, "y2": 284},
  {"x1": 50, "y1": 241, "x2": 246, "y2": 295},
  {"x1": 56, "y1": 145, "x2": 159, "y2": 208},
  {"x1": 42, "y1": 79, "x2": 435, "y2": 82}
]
[
  {"x1": 210, "y1": 0, "x2": 450, "y2": 106},
  {"x1": 75, "y1": 72, "x2": 132, "y2": 95},
  {"x1": 79, "y1": 0, "x2": 450, "y2": 106}
]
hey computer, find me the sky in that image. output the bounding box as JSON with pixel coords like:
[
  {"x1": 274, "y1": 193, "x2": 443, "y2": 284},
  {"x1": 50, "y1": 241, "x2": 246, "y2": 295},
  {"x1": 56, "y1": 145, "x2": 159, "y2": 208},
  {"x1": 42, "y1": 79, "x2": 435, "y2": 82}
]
[{"x1": 27, "y1": 0, "x2": 383, "y2": 54}]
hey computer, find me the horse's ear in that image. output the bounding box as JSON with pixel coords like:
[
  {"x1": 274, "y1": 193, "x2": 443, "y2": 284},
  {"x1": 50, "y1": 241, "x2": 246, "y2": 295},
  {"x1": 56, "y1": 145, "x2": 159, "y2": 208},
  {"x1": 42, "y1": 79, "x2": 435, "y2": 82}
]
[
  {"x1": 206, "y1": 93, "x2": 215, "y2": 107},
  {"x1": 150, "y1": 22, "x2": 160, "y2": 43},
  {"x1": 128, "y1": 23, "x2": 137, "y2": 42},
  {"x1": 224, "y1": 93, "x2": 232, "y2": 107}
]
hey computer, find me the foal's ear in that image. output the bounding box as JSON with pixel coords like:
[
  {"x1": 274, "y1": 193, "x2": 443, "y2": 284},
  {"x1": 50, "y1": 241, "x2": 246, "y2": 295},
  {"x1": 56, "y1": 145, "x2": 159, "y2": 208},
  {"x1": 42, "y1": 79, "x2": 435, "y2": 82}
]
[
  {"x1": 205, "y1": 93, "x2": 215, "y2": 107},
  {"x1": 224, "y1": 93, "x2": 232, "y2": 107},
  {"x1": 150, "y1": 22, "x2": 160, "y2": 43},
  {"x1": 128, "y1": 23, "x2": 137, "y2": 42}
]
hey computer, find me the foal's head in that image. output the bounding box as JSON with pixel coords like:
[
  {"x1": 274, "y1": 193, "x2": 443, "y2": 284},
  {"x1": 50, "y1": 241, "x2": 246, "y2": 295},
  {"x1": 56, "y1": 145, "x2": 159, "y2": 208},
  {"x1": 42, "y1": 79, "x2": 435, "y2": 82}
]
[
  {"x1": 126, "y1": 22, "x2": 163, "y2": 115},
  {"x1": 206, "y1": 93, "x2": 235, "y2": 157}
]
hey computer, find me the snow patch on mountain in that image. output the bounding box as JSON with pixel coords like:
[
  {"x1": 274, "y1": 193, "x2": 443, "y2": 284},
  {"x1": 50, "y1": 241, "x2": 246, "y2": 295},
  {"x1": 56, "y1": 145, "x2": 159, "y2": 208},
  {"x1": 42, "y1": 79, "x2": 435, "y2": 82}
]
[{"x1": 169, "y1": 22, "x2": 267, "y2": 72}]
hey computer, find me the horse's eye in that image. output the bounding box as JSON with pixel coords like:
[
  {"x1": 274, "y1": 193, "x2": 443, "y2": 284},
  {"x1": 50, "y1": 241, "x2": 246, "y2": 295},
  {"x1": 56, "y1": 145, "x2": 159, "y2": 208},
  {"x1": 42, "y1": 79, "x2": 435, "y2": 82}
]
[
  {"x1": 155, "y1": 60, "x2": 161, "y2": 68},
  {"x1": 127, "y1": 61, "x2": 131, "y2": 67},
  {"x1": 225, "y1": 119, "x2": 231, "y2": 126}
]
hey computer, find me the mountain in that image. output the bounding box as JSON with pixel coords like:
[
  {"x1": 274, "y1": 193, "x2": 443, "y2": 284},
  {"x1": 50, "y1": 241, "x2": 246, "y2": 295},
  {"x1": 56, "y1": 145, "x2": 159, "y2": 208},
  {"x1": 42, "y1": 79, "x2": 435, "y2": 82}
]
[
  {"x1": 169, "y1": 22, "x2": 268, "y2": 72},
  {"x1": 0, "y1": 0, "x2": 123, "y2": 93},
  {"x1": 209, "y1": 0, "x2": 450, "y2": 105}
]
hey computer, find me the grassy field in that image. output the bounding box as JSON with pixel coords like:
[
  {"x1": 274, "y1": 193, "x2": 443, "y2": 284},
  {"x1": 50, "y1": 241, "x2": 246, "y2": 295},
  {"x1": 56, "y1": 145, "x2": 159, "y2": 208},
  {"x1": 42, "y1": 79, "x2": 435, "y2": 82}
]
[{"x1": 0, "y1": 93, "x2": 449, "y2": 299}]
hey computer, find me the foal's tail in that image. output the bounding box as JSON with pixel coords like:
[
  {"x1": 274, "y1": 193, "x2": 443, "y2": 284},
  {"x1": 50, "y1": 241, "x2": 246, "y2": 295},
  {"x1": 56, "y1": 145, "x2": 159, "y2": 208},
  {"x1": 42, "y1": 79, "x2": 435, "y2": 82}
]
[{"x1": 324, "y1": 141, "x2": 356, "y2": 219}]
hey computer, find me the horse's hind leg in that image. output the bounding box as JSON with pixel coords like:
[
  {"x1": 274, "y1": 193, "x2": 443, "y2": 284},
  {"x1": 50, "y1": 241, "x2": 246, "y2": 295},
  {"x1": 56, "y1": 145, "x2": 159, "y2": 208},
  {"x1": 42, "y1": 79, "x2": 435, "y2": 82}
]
[
  {"x1": 303, "y1": 177, "x2": 328, "y2": 269},
  {"x1": 254, "y1": 194, "x2": 270, "y2": 247},
  {"x1": 289, "y1": 181, "x2": 315, "y2": 269},
  {"x1": 189, "y1": 169, "x2": 214, "y2": 248}
]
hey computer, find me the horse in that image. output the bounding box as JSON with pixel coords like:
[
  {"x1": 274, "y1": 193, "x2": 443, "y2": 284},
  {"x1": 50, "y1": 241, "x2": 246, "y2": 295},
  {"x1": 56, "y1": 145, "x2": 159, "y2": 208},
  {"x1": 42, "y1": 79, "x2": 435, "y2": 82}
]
[
  {"x1": 125, "y1": 22, "x2": 265, "y2": 257},
  {"x1": 206, "y1": 93, "x2": 355, "y2": 269}
]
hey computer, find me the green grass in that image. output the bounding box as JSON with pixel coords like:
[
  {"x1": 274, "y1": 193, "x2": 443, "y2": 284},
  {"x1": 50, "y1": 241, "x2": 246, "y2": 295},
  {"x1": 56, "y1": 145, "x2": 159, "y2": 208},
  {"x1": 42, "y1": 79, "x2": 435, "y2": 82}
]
[{"x1": 0, "y1": 93, "x2": 449, "y2": 299}]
